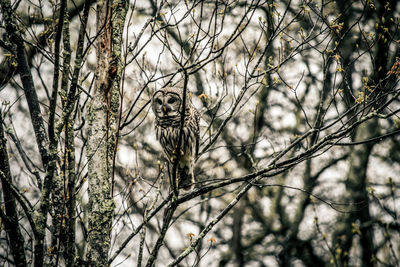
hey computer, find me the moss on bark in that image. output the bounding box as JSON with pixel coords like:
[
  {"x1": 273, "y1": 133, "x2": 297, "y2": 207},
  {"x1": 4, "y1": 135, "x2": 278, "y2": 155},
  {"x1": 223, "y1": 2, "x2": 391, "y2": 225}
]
[{"x1": 86, "y1": 0, "x2": 127, "y2": 265}]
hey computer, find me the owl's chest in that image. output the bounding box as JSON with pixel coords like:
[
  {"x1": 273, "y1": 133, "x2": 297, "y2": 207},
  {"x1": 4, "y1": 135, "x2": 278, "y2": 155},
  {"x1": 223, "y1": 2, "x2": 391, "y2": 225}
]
[
  {"x1": 155, "y1": 123, "x2": 195, "y2": 158},
  {"x1": 155, "y1": 124, "x2": 181, "y2": 144}
]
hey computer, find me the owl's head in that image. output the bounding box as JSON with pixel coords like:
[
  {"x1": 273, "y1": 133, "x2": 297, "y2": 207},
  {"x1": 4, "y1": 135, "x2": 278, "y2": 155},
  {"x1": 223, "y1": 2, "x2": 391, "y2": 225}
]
[{"x1": 152, "y1": 87, "x2": 183, "y2": 119}]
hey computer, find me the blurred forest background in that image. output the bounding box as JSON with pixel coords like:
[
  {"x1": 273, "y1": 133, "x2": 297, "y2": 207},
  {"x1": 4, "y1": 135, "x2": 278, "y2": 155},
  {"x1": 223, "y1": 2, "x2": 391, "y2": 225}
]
[{"x1": 1, "y1": 0, "x2": 400, "y2": 266}]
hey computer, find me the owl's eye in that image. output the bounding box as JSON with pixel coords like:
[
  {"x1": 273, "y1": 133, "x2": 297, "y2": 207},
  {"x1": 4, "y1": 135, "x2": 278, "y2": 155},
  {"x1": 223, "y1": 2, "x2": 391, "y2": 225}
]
[
  {"x1": 156, "y1": 98, "x2": 162, "y2": 105},
  {"x1": 167, "y1": 98, "x2": 176, "y2": 104}
]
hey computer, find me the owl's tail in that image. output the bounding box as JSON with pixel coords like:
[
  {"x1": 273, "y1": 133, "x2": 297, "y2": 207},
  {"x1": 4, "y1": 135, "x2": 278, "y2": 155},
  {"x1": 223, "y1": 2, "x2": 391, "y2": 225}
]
[{"x1": 178, "y1": 166, "x2": 195, "y2": 191}]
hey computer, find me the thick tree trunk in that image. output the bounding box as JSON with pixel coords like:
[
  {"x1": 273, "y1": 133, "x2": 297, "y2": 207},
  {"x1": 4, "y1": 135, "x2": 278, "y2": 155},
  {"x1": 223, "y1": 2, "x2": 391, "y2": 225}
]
[{"x1": 86, "y1": 0, "x2": 127, "y2": 265}]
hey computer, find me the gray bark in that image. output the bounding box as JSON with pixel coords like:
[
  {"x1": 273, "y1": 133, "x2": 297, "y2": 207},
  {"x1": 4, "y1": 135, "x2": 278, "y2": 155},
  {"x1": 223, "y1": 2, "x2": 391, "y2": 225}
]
[
  {"x1": 86, "y1": 0, "x2": 127, "y2": 265},
  {"x1": 0, "y1": 110, "x2": 27, "y2": 267}
]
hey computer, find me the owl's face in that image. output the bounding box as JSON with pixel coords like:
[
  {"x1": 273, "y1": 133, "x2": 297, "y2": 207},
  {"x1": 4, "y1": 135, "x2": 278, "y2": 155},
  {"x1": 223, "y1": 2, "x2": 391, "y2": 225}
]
[{"x1": 152, "y1": 90, "x2": 182, "y2": 119}]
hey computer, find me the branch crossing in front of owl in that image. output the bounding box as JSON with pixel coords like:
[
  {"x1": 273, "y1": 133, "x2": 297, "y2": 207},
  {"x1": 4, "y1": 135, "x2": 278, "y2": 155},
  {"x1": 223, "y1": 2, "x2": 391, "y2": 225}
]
[{"x1": 152, "y1": 86, "x2": 200, "y2": 190}]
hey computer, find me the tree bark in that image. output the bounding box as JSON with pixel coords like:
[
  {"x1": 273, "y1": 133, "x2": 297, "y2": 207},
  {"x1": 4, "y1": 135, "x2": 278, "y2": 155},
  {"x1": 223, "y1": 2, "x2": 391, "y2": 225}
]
[
  {"x1": 0, "y1": 110, "x2": 27, "y2": 267},
  {"x1": 86, "y1": 0, "x2": 127, "y2": 265},
  {"x1": 0, "y1": 0, "x2": 49, "y2": 171}
]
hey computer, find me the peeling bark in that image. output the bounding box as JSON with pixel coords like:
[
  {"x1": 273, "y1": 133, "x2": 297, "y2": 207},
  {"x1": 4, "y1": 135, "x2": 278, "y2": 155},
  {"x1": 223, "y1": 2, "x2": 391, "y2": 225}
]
[{"x1": 86, "y1": 0, "x2": 128, "y2": 265}]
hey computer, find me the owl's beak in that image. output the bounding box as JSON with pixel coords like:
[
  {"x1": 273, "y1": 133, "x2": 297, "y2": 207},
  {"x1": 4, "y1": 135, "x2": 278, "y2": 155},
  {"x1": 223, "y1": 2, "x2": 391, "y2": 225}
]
[{"x1": 163, "y1": 106, "x2": 167, "y2": 113}]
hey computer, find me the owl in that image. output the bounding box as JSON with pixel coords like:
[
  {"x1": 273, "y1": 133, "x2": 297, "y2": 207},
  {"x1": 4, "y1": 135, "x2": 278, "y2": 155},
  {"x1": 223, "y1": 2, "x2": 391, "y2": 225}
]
[{"x1": 152, "y1": 86, "x2": 200, "y2": 190}]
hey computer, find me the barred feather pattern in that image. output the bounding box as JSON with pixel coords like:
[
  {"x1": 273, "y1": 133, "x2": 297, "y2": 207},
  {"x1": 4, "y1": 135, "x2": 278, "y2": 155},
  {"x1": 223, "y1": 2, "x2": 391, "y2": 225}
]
[{"x1": 152, "y1": 87, "x2": 200, "y2": 190}]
